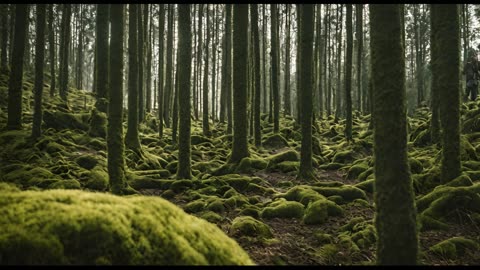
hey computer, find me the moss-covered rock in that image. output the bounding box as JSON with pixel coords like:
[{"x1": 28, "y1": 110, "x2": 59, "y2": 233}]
[
  {"x1": 84, "y1": 167, "x2": 109, "y2": 191},
  {"x1": 303, "y1": 200, "x2": 329, "y2": 225},
  {"x1": 88, "y1": 109, "x2": 107, "y2": 138},
  {"x1": 273, "y1": 161, "x2": 299, "y2": 173},
  {"x1": 332, "y1": 150, "x2": 354, "y2": 164},
  {"x1": 354, "y1": 179, "x2": 374, "y2": 193},
  {"x1": 261, "y1": 199, "x2": 305, "y2": 219},
  {"x1": 235, "y1": 157, "x2": 268, "y2": 174},
  {"x1": 409, "y1": 158, "x2": 423, "y2": 174},
  {"x1": 184, "y1": 200, "x2": 206, "y2": 213},
  {"x1": 266, "y1": 150, "x2": 299, "y2": 168},
  {"x1": 318, "y1": 162, "x2": 343, "y2": 171},
  {"x1": 0, "y1": 189, "x2": 253, "y2": 265},
  {"x1": 230, "y1": 216, "x2": 274, "y2": 239},
  {"x1": 262, "y1": 133, "x2": 289, "y2": 149},
  {"x1": 429, "y1": 237, "x2": 479, "y2": 259},
  {"x1": 346, "y1": 163, "x2": 369, "y2": 180},
  {"x1": 191, "y1": 135, "x2": 212, "y2": 145},
  {"x1": 310, "y1": 185, "x2": 367, "y2": 202},
  {"x1": 199, "y1": 211, "x2": 223, "y2": 224},
  {"x1": 43, "y1": 110, "x2": 89, "y2": 131},
  {"x1": 75, "y1": 155, "x2": 99, "y2": 170}
]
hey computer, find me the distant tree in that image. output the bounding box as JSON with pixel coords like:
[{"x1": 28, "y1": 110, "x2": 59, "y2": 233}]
[
  {"x1": 270, "y1": 4, "x2": 280, "y2": 133},
  {"x1": 345, "y1": 4, "x2": 353, "y2": 141},
  {"x1": 226, "y1": 4, "x2": 233, "y2": 134},
  {"x1": 94, "y1": 4, "x2": 109, "y2": 113},
  {"x1": 229, "y1": 4, "x2": 249, "y2": 164},
  {"x1": 163, "y1": 4, "x2": 174, "y2": 128},
  {"x1": 31, "y1": 4, "x2": 46, "y2": 139},
  {"x1": 157, "y1": 4, "x2": 165, "y2": 139},
  {"x1": 6, "y1": 4, "x2": 29, "y2": 130},
  {"x1": 177, "y1": 4, "x2": 192, "y2": 180},
  {"x1": 0, "y1": 5, "x2": 8, "y2": 71},
  {"x1": 370, "y1": 4, "x2": 418, "y2": 265},
  {"x1": 284, "y1": 4, "x2": 291, "y2": 117},
  {"x1": 48, "y1": 4, "x2": 55, "y2": 97},
  {"x1": 202, "y1": 4, "x2": 210, "y2": 137}
]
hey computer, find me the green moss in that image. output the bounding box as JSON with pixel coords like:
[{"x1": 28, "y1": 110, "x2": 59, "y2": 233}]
[
  {"x1": 88, "y1": 109, "x2": 107, "y2": 138},
  {"x1": 460, "y1": 136, "x2": 477, "y2": 161},
  {"x1": 184, "y1": 200, "x2": 206, "y2": 213},
  {"x1": 327, "y1": 195, "x2": 344, "y2": 205},
  {"x1": 346, "y1": 163, "x2": 369, "y2": 180},
  {"x1": 351, "y1": 224, "x2": 376, "y2": 249},
  {"x1": 284, "y1": 185, "x2": 326, "y2": 206},
  {"x1": 413, "y1": 129, "x2": 431, "y2": 147},
  {"x1": 224, "y1": 195, "x2": 250, "y2": 208},
  {"x1": 318, "y1": 162, "x2": 343, "y2": 170},
  {"x1": 266, "y1": 150, "x2": 299, "y2": 168},
  {"x1": 354, "y1": 179, "x2": 375, "y2": 193},
  {"x1": 75, "y1": 155, "x2": 99, "y2": 170},
  {"x1": 231, "y1": 216, "x2": 274, "y2": 239},
  {"x1": 0, "y1": 189, "x2": 253, "y2": 264},
  {"x1": 170, "y1": 180, "x2": 196, "y2": 193},
  {"x1": 85, "y1": 167, "x2": 109, "y2": 191},
  {"x1": 45, "y1": 142, "x2": 66, "y2": 154},
  {"x1": 206, "y1": 199, "x2": 225, "y2": 213},
  {"x1": 261, "y1": 199, "x2": 305, "y2": 219},
  {"x1": 357, "y1": 167, "x2": 374, "y2": 182},
  {"x1": 418, "y1": 214, "x2": 449, "y2": 232},
  {"x1": 211, "y1": 163, "x2": 237, "y2": 176},
  {"x1": 3, "y1": 167, "x2": 56, "y2": 187},
  {"x1": 332, "y1": 150, "x2": 354, "y2": 164},
  {"x1": 315, "y1": 244, "x2": 339, "y2": 263},
  {"x1": 199, "y1": 211, "x2": 223, "y2": 224},
  {"x1": 429, "y1": 237, "x2": 479, "y2": 259},
  {"x1": 87, "y1": 139, "x2": 106, "y2": 151},
  {"x1": 262, "y1": 133, "x2": 289, "y2": 149},
  {"x1": 47, "y1": 179, "x2": 82, "y2": 190},
  {"x1": 340, "y1": 217, "x2": 366, "y2": 232},
  {"x1": 444, "y1": 174, "x2": 473, "y2": 187},
  {"x1": 303, "y1": 200, "x2": 329, "y2": 225},
  {"x1": 239, "y1": 207, "x2": 261, "y2": 218},
  {"x1": 220, "y1": 175, "x2": 252, "y2": 191},
  {"x1": 191, "y1": 135, "x2": 212, "y2": 145},
  {"x1": 43, "y1": 110, "x2": 89, "y2": 131},
  {"x1": 313, "y1": 233, "x2": 334, "y2": 245},
  {"x1": 272, "y1": 161, "x2": 299, "y2": 173},
  {"x1": 235, "y1": 157, "x2": 268, "y2": 174},
  {"x1": 310, "y1": 185, "x2": 367, "y2": 202}
]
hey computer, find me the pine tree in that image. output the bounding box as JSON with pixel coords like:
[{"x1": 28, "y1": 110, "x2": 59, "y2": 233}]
[
  {"x1": 270, "y1": 4, "x2": 280, "y2": 133},
  {"x1": 202, "y1": 4, "x2": 210, "y2": 137},
  {"x1": 157, "y1": 4, "x2": 165, "y2": 139},
  {"x1": 370, "y1": 4, "x2": 418, "y2": 265},
  {"x1": 177, "y1": 4, "x2": 192, "y2": 180},
  {"x1": 94, "y1": 4, "x2": 109, "y2": 113},
  {"x1": 59, "y1": 4, "x2": 71, "y2": 102},
  {"x1": 229, "y1": 4, "x2": 249, "y2": 164},
  {"x1": 345, "y1": 4, "x2": 353, "y2": 141},
  {"x1": 31, "y1": 4, "x2": 46, "y2": 139},
  {"x1": 252, "y1": 4, "x2": 262, "y2": 147},
  {"x1": 163, "y1": 5, "x2": 174, "y2": 128},
  {"x1": 0, "y1": 5, "x2": 8, "y2": 71},
  {"x1": 6, "y1": 4, "x2": 29, "y2": 130},
  {"x1": 48, "y1": 4, "x2": 55, "y2": 97}
]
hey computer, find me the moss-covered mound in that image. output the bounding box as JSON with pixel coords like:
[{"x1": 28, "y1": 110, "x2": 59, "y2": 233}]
[{"x1": 0, "y1": 187, "x2": 254, "y2": 265}]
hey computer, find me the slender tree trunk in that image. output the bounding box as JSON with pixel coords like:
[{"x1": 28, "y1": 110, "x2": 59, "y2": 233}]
[
  {"x1": 125, "y1": 4, "x2": 142, "y2": 151},
  {"x1": 284, "y1": 4, "x2": 291, "y2": 117},
  {"x1": 229, "y1": 4, "x2": 249, "y2": 163},
  {"x1": 59, "y1": 4, "x2": 71, "y2": 102},
  {"x1": 370, "y1": 4, "x2": 418, "y2": 265},
  {"x1": 325, "y1": 5, "x2": 331, "y2": 116},
  {"x1": 202, "y1": 4, "x2": 210, "y2": 136},
  {"x1": 211, "y1": 6, "x2": 218, "y2": 122},
  {"x1": 94, "y1": 4, "x2": 109, "y2": 113},
  {"x1": 195, "y1": 4, "x2": 204, "y2": 121},
  {"x1": 356, "y1": 4, "x2": 363, "y2": 112},
  {"x1": 262, "y1": 4, "x2": 267, "y2": 114},
  {"x1": 316, "y1": 4, "x2": 323, "y2": 118},
  {"x1": 345, "y1": 4, "x2": 353, "y2": 141},
  {"x1": 137, "y1": 5, "x2": 145, "y2": 123},
  {"x1": 432, "y1": 4, "x2": 461, "y2": 182},
  {"x1": 32, "y1": 4, "x2": 46, "y2": 139},
  {"x1": 76, "y1": 4, "x2": 83, "y2": 90},
  {"x1": 108, "y1": 3, "x2": 129, "y2": 194},
  {"x1": 146, "y1": 5, "x2": 153, "y2": 113},
  {"x1": 158, "y1": 4, "x2": 165, "y2": 139},
  {"x1": 48, "y1": 4, "x2": 56, "y2": 97},
  {"x1": 334, "y1": 4, "x2": 343, "y2": 121},
  {"x1": 226, "y1": 4, "x2": 233, "y2": 134},
  {"x1": 219, "y1": 10, "x2": 227, "y2": 124},
  {"x1": 298, "y1": 4, "x2": 314, "y2": 180},
  {"x1": 172, "y1": 45, "x2": 179, "y2": 144},
  {"x1": 163, "y1": 5, "x2": 174, "y2": 128},
  {"x1": 177, "y1": 4, "x2": 192, "y2": 180},
  {"x1": 6, "y1": 4, "x2": 28, "y2": 130},
  {"x1": 252, "y1": 4, "x2": 262, "y2": 147}
]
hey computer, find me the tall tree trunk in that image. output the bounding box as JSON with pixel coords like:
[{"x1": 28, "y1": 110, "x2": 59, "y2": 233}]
[
  {"x1": 177, "y1": 4, "x2": 192, "y2": 180},
  {"x1": 172, "y1": 45, "x2": 179, "y2": 144},
  {"x1": 48, "y1": 4, "x2": 56, "y2": 97},
  {"x1": 284, "y1": 4, "x2": 291, "y2": 116},
  {"x1": 226, "y1": 4, "x2": 233, "y2": 134},
  {"x1": 334, "y1": 4, "x2": 343, "y2": 121},
  {"x1": 262, "y1": 4, "x2": 267, "y2": 114},
  {"x1": 125, "y1": 4, "x2": 142, "y2": 152},
  {"x1": 202, "y1": 4, "x2": 210, "y2": 136},
  {"x1": 211, "y1": 5, "x2": 218, "y2": 122},
  {"x1": 345, "y1": 4, "x2": 353, "y2": 141},
  {"x1": 356, "y1": 4, "x2": 363, "y2": 112},
  {"x1": 6, "y1": 4, "x2": 28, "y2": 130},
  {"x1": 229, "y1": 4, "x2": 249, "y2": 163},
  {"x1": 32, "y1": 4, "x2": 46, "y2": 139},
  {"x1": 252, "y1": 4, "x2": 262, "y2": 147},
  {"x1": 137, "y1": 4, "x2": 145, "y2": 123},
  {"x1": 59, "y1": 4, "x2": 71, "y2": 102},
  {"x1": 158, "y1": 4, "x2": 165, "y2": 139},
  {"x1": 219, "y1": 8, "x2": 227, "y2": 124},
  {"x1": 76, "y1": 4, "x2": 83, "y2": 90},
  {"x1": 370, "y1": 4, "x2": 418, "y2": 265},
  {"x1": 298, "y1": 4, "x2": 314, "y2": 180},
  {"x1": 163, "y1": 5, "x2": 174, "y2": 128},
  {"x1": 432, "y1": 4, "x2": 461, "y2": 182},
  {"x1": 325, "y1": 5, "x2": 331, "y2": 116},
  {"x1": 315, "y1": 4, "x2": 323, "y2": 118},
  {"x1": 195, "y1": 4, "x2": 204, "y2": 121},
  {"x1": 94, "y1": 4, "x2": 109, "y2": 113},
  {"x1": 146, "y1": 4, "x2": 153, "y2": 113},
  {"x1": 270, "y1": 4, "x2": 280, "y2": 133},
  {"x1": 108, "y1": 3, "x2": 130, "y2": 194}
]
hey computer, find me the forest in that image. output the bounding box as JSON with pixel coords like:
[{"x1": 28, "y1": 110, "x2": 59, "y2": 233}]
[{"x1": 0, "y1": 3, "x2": 480, "y2": 265}]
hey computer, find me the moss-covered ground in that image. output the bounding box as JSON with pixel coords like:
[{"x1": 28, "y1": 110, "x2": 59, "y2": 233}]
[{"x1": 0, "y1": 70, "x2": 479, "y2": 265}]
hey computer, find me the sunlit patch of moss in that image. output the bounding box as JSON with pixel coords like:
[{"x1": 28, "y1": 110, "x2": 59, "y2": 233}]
[{"x1": 0, "y1": 189, "x2": 254, "y2": 264}]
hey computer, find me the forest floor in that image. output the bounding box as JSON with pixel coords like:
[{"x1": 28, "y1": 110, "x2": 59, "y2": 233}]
[{"x1": 0, "y1": 70, "x2": 480, "y2": 265}]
